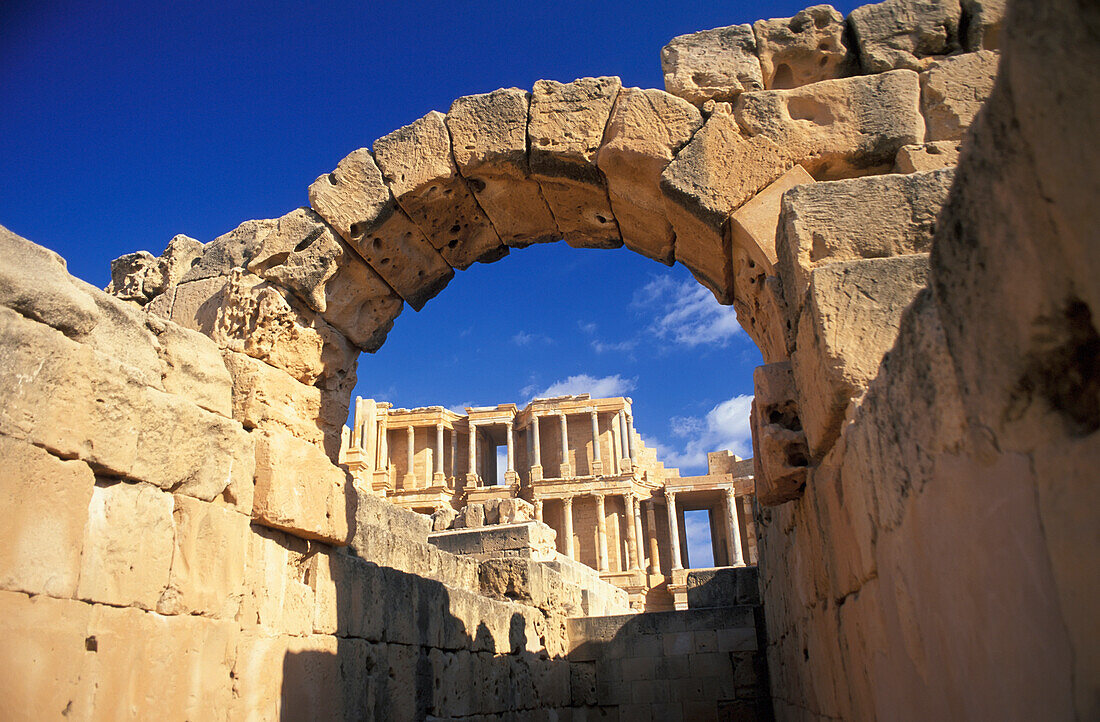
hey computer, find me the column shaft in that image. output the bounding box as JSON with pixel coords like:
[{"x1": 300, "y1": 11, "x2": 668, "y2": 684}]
[
  {"x1": 646, "y1": 501, "x2": 660, "y2": 574},
  {"x1": 435, "y1": 424, "x2": 444, "y2": 475},
  {"x1": 468, "y1": 424, "x2": 477, "y2": 475},
  {"x1": 590, "y1": 411, "x2": 601, "y2": 460},
  {"x1": 667, "y1": 492, "x2": 683, "y2": 570},
  {"x1": 633, "y1": 498, "x2": 645, "y2": 571},
  {"x1": 595, "y1": 495, "x2": 609, "y2": 573},
  {"x1": 611, "y1": 414, "x2": 622, "y2": 475},
  {"x1": 625, "y1": 494, "x2": 639, "y2": 571},
  {"x1": 532, "y1": 417, "x2": 541, "y2": 465},
  {"x1": 406, "y1": 425, "x2": 415, "y2": 479},
  {"x1": 534, "y1": 498, "x2": 543, "y2": 523},
  {"x1": 562, "y1": 496, "x2": 575, "y2": 559},
  {"x1": 726, "y1": 488, "x2": 745, "y2": 566},
  {"x1": 625, "y1": 414, "x2": 637, "y2": 462},
  {"x1": 450, "y1": 430, "x2": 458, "y2": 479},
  {"x1": 506, "y1": 422, "x2": 515, "y2": 473},
  {"x1": 559, "y1": 413, "x2": 569, "y2": 467}
]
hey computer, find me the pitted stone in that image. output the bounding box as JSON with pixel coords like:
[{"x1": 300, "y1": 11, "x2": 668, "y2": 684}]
[
  {"x1": 919, "y1": 50, "x2": 999, "y2": 141},
  {"x1": 446, "y1": 88, "x2": 560, "y2": 247},
  {"x1": 750, "y1": 362, "x2": 809, "y2": 505},
  {"x1": 661, "y1": 24, "x2": 763, "y2": 104},
  {"x1": 849, "y1": 0, "x2": 963, "y2": 73},
  {"x1": 596, "y1": 87, "x2": 703, "y2": 264},
  {"x1": 734, "y1": 69, "x2": 924, "y2": 177},
  {"x1": 893, "y1": 139, "x2": 961, "y2": 172},
  {"x1": 528, "y1": 76, "x2": 623, "y2": 249},
  {"x1": 309, "y1": 148, "x2": 453, "y2": 311},
  {"x1": 182, "y1": 218, "x2": 277, "y2": 283},
  {"x1": 373, "y1": 110, "x2": 507, "y2": 269},
  {"x1": 753, "y1": 5, "x2": 852, "y2": 90}
]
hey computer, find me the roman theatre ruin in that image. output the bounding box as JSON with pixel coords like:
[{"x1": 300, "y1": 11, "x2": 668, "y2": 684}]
[{"x1": 0, "y1": 0, "x2": 1096, "y2": 719}]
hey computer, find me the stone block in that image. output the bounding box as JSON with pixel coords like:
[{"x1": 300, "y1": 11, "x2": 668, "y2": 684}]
[
  {"x1": 446, "y1": 87, "x2": 560, "y2": 247},
  {"x1": 106, "y1": 250, "x2": 166, "y2": 303},
  {"x1": 157, "y1": 495, "x2": 250, "y2": 617},
  {"x1": 221, "y1": 349, "x2": 325, "y2": 447},
  {"x1": 149, "y1": 316, "x2": 234, "y2": 418},
  {"x1": 237, "y1": 525, "x2": 314, "y2": 636},
  {"x1": 734, "y1": 69, "x2": 924, "y2": 177},
  {"x1": 181, "y1": 218, "x2": 277, "y2": 283},
  {"x1": 776, "y1": 168, "x2": 954, "y2": 326},
  {"x1": 751, "y1": 362, "x2": 809, "y2": 506},
  {"x1": 849, "y1": 0, "x2": 962, "y2": 73},
  {"x1": 166, "y1": 275, "x2": 228, "y2": 336},
  {"x1": 730, "y1": 163, "x2": 815, "y2": 271},
  {"x1": 791, "y1": 254, "x2": 931, "y2": 457},
  {"x1": 920, "y1": 49, "x2": 999, "y2": 141},
  {"x1": 754, "y1": 5, "x2": 852, "y2": 90},
  {"x1": 429, "y1": 521, "x2": 557, "y2": 561},
  {"x1": 961, "y1": 0, "x2": 1004, "y2": 50},
  {"x1": 373, "y1": 110, "x2": 506, "y2": 269},
  {"x1": 893, "y1": 139, "x2": 961, "y2": 172},
  {"x1": 661, "y1": 24, "x2": 763, "y2": 104},
  {"x1": 528, "y1": 76, "x2": 623, "y2": 249},
  {"x1": 0, "y1": 436, "x2": 94, "y2": 598},
  {"x1": 309, "y1": 148, "x2": 454, "y2": 311},
  {"x1": 596, "y1": 87, "x2": 702, "y2": 264},
  {"x1": 245, "y1": 206, "x2": 404, "y2": 351},
  {"x1": 252, "y1": 428, "x2": 352, "y2": 545},
  {"x1": 661, "y1": 111, "x2": 794, "y2": 304},
  {"x1": 77, "y1": 481, "x2": 175, "y2": 610},
  {"x1": 0, "y1": 307, "x2": 253, "y2": 502}
]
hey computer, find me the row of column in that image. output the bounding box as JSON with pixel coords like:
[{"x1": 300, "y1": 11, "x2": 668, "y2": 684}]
[
  {"x1": 527, "y1": 408, "x2": 637, "y2": 477},
  {"x1": 547, "y1": 493, "x2": 652, "y2": 574},
  {"x1": 665, "y1": 488, "x2": 744, "y2": 569}
]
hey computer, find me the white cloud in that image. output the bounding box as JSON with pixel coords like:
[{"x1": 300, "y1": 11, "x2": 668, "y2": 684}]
[
  {"x1": 633, "y1": 276, "x2": 741, "y2": 347},
  {"x1": 577, "y1": 321, "x2": 598, "y2": 335},
  {"x1": 650, "y1": 394, "x2": 753, "y2": 473},
  {"x1": 591, "y1": 339, "x2": 637, "y2": 354},
  {"x1": 512, "y1": 330, "x2": 552, "y2": 346},
  {"x1": 527, "y1": 373, "x2": 636, "y2": 401}
]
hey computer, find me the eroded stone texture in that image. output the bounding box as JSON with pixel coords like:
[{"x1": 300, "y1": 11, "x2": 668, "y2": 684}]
[
  {"x1": 309, "y1": 148, "x2": 453, "y2": 311},
  {"x1": 920, "y1": 49, "x2": 1000, "y2": 141},
  {"x1": 751, "y1": 363, "x2": 809, "y2": 505},
  {"x1": 661, "y1": 111, "x2": 794, "y2": 304},
  {"x1": 245, "y1": 207, "x2": 403, "y2": 351},
  {"x1": 777, "y1": 167, "x2": 954, "y2": 327},
  {"x1": 753, "y1": 5, "x2": 852, "y2": 90},
  {"x1": 253, "y1": 429, "x2": 352, "y2": 545},
  {"x1": 111, "y1": 234, "x2": 205, "y2": 303},
  {"x1": 528, "y1": 77, "x2": 623, "y2": 249},
  {"x1": 373, "y1": 111, "x2": 507, "y2": 269},
  {"x1": 221, "y1": 349, "x2": 326, "y2": 449},
  {"x1": 791, "y1": 254, "x2": 931, "y2": 457},
  {"x1": 849, "y1": 0, "x2": 963, "y2": 73},
  {"x1": 596, "y1": 87, "x2": 703, "y2": 264},
  {"x1": 893, "y1": 139, "x2": 961, "y2": 172},
  {"x1": 661, "y1": 24, "x2": 763, "y2": 104},
  {"x1": 734, "y1": 69, "x2": 924, "y2": 177},
  {"x1": 182, "y1": 218, "x2": 278, "y2": 283},
  {"x1": 446, "y1": 88, "x2": 560, "y2": 247},
  {"x1": 961, "y1": 0, "x2": 1005, "y2": 50}
]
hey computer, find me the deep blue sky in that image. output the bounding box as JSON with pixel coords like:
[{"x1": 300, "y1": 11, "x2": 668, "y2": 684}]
[{"x1": 0, "y1": 0, "x2": 859, "y2": 486}]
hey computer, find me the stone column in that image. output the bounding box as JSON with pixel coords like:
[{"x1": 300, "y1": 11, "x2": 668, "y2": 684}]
[
  {"x1": 434, "y1": 423, "x2": 445, "y2": 485},
  {"x1": 562, "y1": 496, "x2": 575, "y2": 560},
  {"x1": 633, "y1": 497, "x2": 646, "y2": 571},
  {"x1": 726, "y1": 488, "x2": 745, "y2": 567},
  {"x1": 466, "y1": 422, "x2": 479, "y2": 487},
  {"x1": 625, "y1": 413, "x2": 637, "y2": 463},
  {"x1": 530, "y1": 415, "x2": 543, "y2": 481},
  {"x1": 505, "y1": 421, "x2": 517, "y2": 484},
  {"x1": 646, "y1": 501, "x2": 661, "y2": 574},
  {"x1": 595, "y1": 494, "x2": 609, "y2": 573},
  {"x1": 378, "y1": 421, "x2": 388, "y2": 469},
  {"x1": 559, "y1": 412, "x2": 572, "y2": 478},
  {"x1": 625, "y1": 494, "x2": 640, "y2": 571},
  {"x1": 450, "y1": 429, "x2": 458, "y2": 482},
  {"x1": 534, "y1": 498, "x2": 543, "y2": 523},
  {"x1": 619, "y1": 411, "x2": 632, "y2": 472},
  {"x1": 589, "y1": 410, "x2": 603, "y2": 475},
  {"x1": 610, "y1": 413, "x2": 622, "y2": 475},
  {"x1": 403, "y1": 425, "x2": 416, "y2": 489},
  {"x1": 667, "y1": 491, "x2": 683, "y2": 570}
]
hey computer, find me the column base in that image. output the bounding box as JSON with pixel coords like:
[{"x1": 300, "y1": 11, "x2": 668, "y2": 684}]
[
  {"x1": 401, "y1": 473, "x2": 417, "y2": 489},
  {"x1": 504, "y1": 470, "x2": 519, "y2": 484},
  {"x1": 591, "y1": 460, "x2": 604, "y2": 476},
  {"x1": 559, "y1": 463, "x2": 573, "y2": 479},
  {"x1": 465, "y1": 473, "x2": 480, "y2": 487},
  {"x1": 619, "y1": 459, "x2": 633, "y2": 473},
  {"x1": 529, "y1": 465, "x2": 543, "y2": 482},
  {"x1": 433, "y1": 472, "x2": 446, "y2": 485}
]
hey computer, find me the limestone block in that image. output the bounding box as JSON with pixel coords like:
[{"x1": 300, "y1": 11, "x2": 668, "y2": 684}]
[
  {"x1": 167, "y1": 276, "x2": 229, "y2": 336},
  {"x1": 309, "y1": 148, "x2": 454, "y2": 311},
  {"x1": 528, "y1": 76, "x2": 624, "y2": 249},
  {"x1": 446, "y1": 88, "x2": 560, "y2": 247},
  {"x1": 777, "y1": 167, "x2": 954, "y2": 327},
  {"x1": 661, "y1": 24, "x2": 763, "y2": 104},
  {"x1": 182, "y1": 218, "x2": 278, "y2": 283},
  {"x1": 733, "y1": 69, "x2": 924, "y2": 177},
  {"x1": 353, "y1": 487, "x2": 432, "y2": 540},
  {"x1": 0, "y1": 307, "x2": 254, "y2": 502},
  {"x1": 76, "y1": 481, "x2": 175, "y2": 609},
  {"x1": 221, "y1": 349, "x2": 325, "y2": 447},
  {"x1": 0, "y1": 436, "x2": 94, "y2": 598},
  {"x1": 374, "y1": 111, "x2": 506, "y2": 269},
  {"x1": 750, "y1": 363, "x2": 809, "y2": 505},
  {"x1": 158, "y1": 233, "x2": 206, "y2": 285},
  {"x1": 893, "y1": 139, "x2": 961, "y2": 172},
  {"x1": 148, "y1": 317, "x2": 234, "y2": 418},
  {"x1": 753, "y1": 5, "x2": 852, "y2": 90},
  {"x1": 730, "y1": 164, "x2": 815, "y2": 272},
  {"x1": 237, "y1": 526, "x2": 306, "y2": 635},
  {"x1": 253, "y1": 428, "x2": 352, "y2": 545},
  {"x1": 960, "y1": 0, "x2": 1004, "y2": 50},
  {"x1": 106, "y1": 250, "x2": 166, "y2": 302},
  {"x1": 660, "y1": 111, "x2": 794, "y2": 303},
  {"x1": 431, "y1": 505, "x2": 459, "y2": 531},
  {"x1": 157, "y1": 495, "x2": 250, "y2": 617},
  {"x1": 849, "y1": 0, "x2": 962, "y2": 73},
  {"x1": 0, "y1": 590, "x2": 94, "y2": 721},
  {"x1": 596, "y1": 87, "x2": 703, "y2": 264},
  {"x1": 0, "y1": 223, "x2": 99, "y2": 339},
  {"x1": 246, "y1": 207, "x2": 404, "y2": 351},
  {"x1": 920, "y1": 50, "x2": 999, "y2": 141},
  {"x1": 791, "y1": 254, "x2": 931, "y2": 457}
]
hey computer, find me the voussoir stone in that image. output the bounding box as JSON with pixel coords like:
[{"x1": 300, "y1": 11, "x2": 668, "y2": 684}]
[
  {"x1": 447, "y1": 88, "x2": 560, "y2": 247},
  {"x1": 373, "y1": 111, "x2": 507, "y2": 269},
  {"x1": 661, "y1": 110, "x2": 794, "y2": 304},
  {"x1": 528, "y1": 76, "x2": 624, "y2": 249},
  {"x1": 595, "y1": 87, "x2": 703, "y2": 265},
  {"x1": 777, "y1": 167, "x2": 954, "y2": 327},
  {"x1": 753, "y1": 5, "x2": 852, "y2": 90},
  {"x1": 919, "y1": 50, "x2": 999, "y2": 141},
  {"x1": 309, "y1": 148, "x2": 454, "y2": 311},
  {"x1": 182, "y1": 218, "x2": 277, "y2": 283},
  {"x1": 849, "y1": 0, "x2": 963, "y2": 73},
  {"x1": 750, "y1": 362, "x2": 810, "y2": 505},
  {"x1": 791, "y1": 253, "x2": 931, "y2": 458},
  {"x1": 734, "y1": 69, "x2": 924, "y2": 177},
  {"x1": 246, "y1": 207, "x2": 403, "y2": 351},
  {"x1": 661, "y1": 24, "x2": 763, "y2": 104}
]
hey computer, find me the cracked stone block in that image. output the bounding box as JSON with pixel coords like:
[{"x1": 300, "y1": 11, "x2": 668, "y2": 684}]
[
  {"x1": 754, "y1": 5, "x2": 852, "y2": 90},
  {"x1": 446, "y1": 88, "x2": 560, "y2": 248},
  {"x1": 373, "y1": 111, "x2": 506, "y2": 269},
  {"x1": 661, "y1": 24, "x2": 763, "y2": 104},
  {"x1": 920, "y1": 49, "x2": 999, "y2": 141},
  {"x1": 528, "y1": 76, "x2": 623, "y2": 249},
  {"x1": 849, "y1": 0, "x2": 963, "y2": 73}
]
